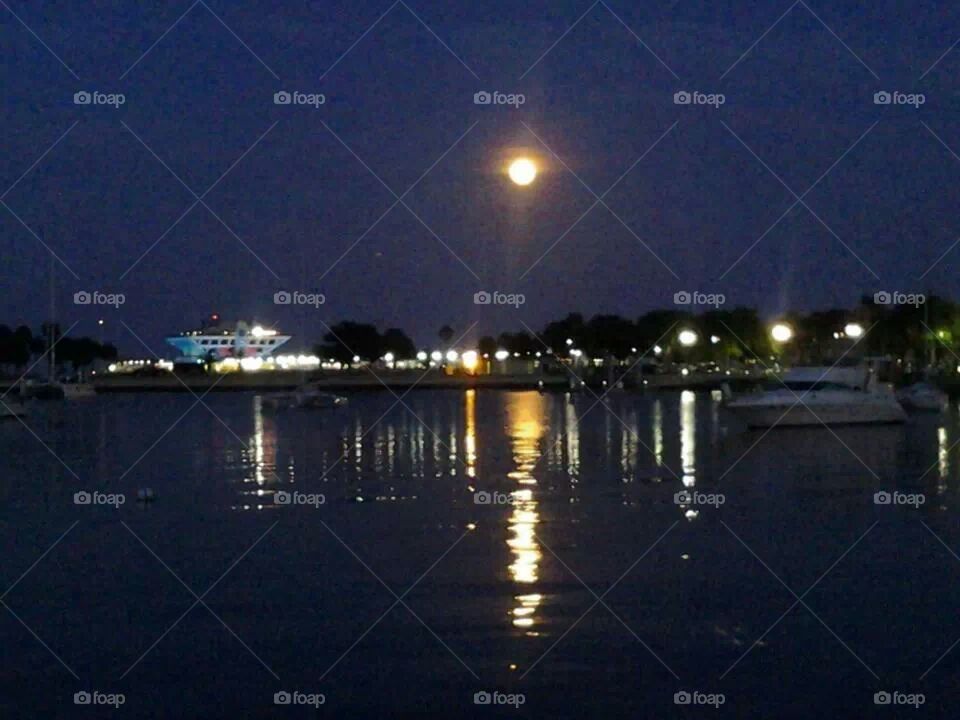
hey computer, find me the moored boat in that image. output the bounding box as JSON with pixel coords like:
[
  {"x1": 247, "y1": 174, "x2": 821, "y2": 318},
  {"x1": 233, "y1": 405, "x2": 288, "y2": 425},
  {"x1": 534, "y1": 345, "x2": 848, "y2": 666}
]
[
  {"x1": 896, "y1": 382, "x2": 948, "y2": 412},
  {"x1": 725, "y1": 365, "x2": 906, "y2": 428}
]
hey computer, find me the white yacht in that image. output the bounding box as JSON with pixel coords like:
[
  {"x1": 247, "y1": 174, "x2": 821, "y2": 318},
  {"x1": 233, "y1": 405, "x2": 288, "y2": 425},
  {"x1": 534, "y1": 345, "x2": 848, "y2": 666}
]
[{"x1": 725, "y1": 366, "x2": 906, "y2": 428}]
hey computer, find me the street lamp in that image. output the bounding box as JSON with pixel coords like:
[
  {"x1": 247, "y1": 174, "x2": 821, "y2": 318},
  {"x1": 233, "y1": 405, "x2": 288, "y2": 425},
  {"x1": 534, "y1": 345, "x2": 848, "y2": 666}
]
[
  {"x1": 677, "y1": 329, "x2": 699, "y2": 347},
  {"x1": 770, "y1": 322, "x2": 794, "y2": 343},
  {"x1": 844, "y1": 323, "x2": 864, "y2": 339}
]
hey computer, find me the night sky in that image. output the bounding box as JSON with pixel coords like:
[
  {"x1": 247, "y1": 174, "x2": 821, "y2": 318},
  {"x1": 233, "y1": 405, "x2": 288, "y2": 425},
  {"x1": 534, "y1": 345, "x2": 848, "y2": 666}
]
[{"x1": 2, "y1": 1, "x2": 960, "y2": 352}]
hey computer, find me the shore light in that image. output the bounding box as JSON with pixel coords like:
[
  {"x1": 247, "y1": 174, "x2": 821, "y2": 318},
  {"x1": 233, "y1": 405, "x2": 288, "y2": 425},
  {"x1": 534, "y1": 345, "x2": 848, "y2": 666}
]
[
  {"x1": 461, "y1": 350, "x2": 479, "y2": 371},
  {"x1": 678, "y1": 329, "x2": 699, "y2": 347},
  {"x1": 771, "y1": 323, "x2": 794, "y2": 343},
  {"x1": 844, "y1": 323, "x2": 864, "y2": 339}
]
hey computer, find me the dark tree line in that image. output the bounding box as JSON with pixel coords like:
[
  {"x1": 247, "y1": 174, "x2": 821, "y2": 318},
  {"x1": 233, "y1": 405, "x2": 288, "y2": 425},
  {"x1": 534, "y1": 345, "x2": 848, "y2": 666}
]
[
  {"x1": 312, "y1": 299, "x2": 960, "y2": 366},
  {"x1": 0, "y1": 324, "x2": 117, "y2": 372}
]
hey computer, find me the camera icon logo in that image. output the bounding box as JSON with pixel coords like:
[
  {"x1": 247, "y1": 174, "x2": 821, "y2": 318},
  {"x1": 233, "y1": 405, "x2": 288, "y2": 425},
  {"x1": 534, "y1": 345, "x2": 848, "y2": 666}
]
[
  {"x1": 74, "y1": 691, "x2": 92, "y2": 705},
  {"x1": 873, "y1": 291, "x2": 891, "y2": 305},
  {"x1": 874, "y1": 491, "x2": 891, "y2": 505},
  {"x1": 274, "y1": 491, "x2": 291, "y2": 505},
  {"x1": 673, "y1": 290, "x2": 692, "y2": 305},
  {"x1": 874, "y1": 691, "x2": 891, "y2": 705},
  {"x1": 274, "y1": 691, "x2": 292, "y2": 705},
  {"x1": 74, "y1": 291, "x2": 92, "y2": 305},
  {"x1": 473, "y1": 691, "x2": 492, "y2": 705},
  {"x1": 674, "y1": 91, "x2": 691, "y2": 105},
  {"x1": 674, "y1": 690, "x2": 692, "y2": 705},
  {"x1": 673, "y1": 491, "x2": 691, "y2": 505},
  {"x1": 74, "y1": 491, "x2": 92, "y2": 505},
  {"x1": 474, "y1": 491, "x2": 492, "y2": 505},
  {"x1": 74, "y1": 91, "x2": 92, "y2": 105},
  {"x1": 874, "y1": 91, "x2": 892, "y2": 105},
  {"x1": 474, "y1": 290, "x2": 491, "y2": 305},
  {"x1": 274, "y1": 91, "x2": 292, "y2": 105},
  {"x1": 474, "y1": 91, "x2": 492, "y2": 105},
  {"x1": 273, "y1": 290, "x2": 292, "y2": 305}
]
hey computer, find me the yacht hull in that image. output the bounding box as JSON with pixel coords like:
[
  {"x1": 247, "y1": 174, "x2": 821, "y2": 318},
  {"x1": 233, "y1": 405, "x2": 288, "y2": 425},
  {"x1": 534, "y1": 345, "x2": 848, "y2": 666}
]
[{"x1": 728, "y1": 401, "x2": 906, "y2": 428}]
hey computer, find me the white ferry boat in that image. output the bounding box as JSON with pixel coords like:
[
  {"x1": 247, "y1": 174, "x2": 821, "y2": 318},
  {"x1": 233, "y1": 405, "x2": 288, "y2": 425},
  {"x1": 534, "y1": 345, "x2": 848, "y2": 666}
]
[{"x1": 165, "y1": 318, "x2": 291, "y2": 361}]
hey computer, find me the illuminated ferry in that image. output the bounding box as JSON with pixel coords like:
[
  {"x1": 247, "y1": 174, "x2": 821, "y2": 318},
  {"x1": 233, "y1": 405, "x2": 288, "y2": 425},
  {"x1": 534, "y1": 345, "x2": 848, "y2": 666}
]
[{"x1": 165, "y1": 316, "x2": 292, "y2": 361}]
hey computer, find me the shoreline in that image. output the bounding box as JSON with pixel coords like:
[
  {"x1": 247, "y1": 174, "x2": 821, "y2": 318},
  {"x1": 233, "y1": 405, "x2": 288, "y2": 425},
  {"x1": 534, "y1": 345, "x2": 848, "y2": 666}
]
[{"x1": 82, "y1": 369, "x2": 765, "y2": 393}]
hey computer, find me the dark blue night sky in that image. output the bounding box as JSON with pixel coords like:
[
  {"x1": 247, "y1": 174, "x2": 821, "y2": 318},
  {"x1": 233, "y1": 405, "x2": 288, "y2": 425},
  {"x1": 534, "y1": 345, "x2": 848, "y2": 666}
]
[{"x1": 2, "y1": 0, "x2": 960, "y2": 352}]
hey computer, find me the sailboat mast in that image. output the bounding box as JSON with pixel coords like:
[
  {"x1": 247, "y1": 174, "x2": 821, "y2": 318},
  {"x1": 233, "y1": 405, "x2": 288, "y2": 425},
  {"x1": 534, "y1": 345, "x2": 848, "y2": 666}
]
[{"x1": 49, "y1": 252, "x2": 55, "y2": 381}]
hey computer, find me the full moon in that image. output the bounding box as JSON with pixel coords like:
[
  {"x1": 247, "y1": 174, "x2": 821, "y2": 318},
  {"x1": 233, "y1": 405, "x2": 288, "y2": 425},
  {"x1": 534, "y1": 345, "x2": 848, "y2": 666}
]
[{"x1": 508, "y1": 158, "x2": 537, "y2": 186}]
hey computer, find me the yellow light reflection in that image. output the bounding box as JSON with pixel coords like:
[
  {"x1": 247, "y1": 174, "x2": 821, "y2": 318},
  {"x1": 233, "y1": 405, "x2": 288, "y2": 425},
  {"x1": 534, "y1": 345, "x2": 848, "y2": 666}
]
[
  {"x1": 465, "y1": 390, "x2": 477, "y2": 478},
  {"x1": 505, "y1": 393, "x2": 545, "y2": 632}
]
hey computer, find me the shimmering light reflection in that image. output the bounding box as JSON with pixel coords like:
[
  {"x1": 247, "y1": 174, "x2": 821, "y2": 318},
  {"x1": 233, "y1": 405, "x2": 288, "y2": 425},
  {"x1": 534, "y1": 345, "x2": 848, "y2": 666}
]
[
  {"x1": 465, "y1": 390, "x2": 477, "y2": 478},
  {"x1": 652, "y1": 398, "x2": 664, "y2": 471},
  {"x1": 506, "y1": 393, "x2": 545, "y2": 633},
  {"x1": 564, "y1": 398, "x2": 580, "y2": 480},
  {"x1": 680, "y1": 391, "x2": 696, "y2": 488},
  {"x1": 939, "y1": 425, "x2": 949, "y2": 492},
  {"x1": 237, "y1": 396, "x2": 279, "y2": 510}
]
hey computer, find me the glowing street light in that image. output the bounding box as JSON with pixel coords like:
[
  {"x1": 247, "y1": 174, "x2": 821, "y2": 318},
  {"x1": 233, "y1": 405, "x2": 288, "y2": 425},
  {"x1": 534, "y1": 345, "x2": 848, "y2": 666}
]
[
  {"x1": 430, "y1": 350, "x2": 443, "y2": 362},
  {"x1": 494, "y1": 349, "x2": 510, "y2": 361},
  {"x1": 770, "y1": 322, "x2": 794, "y2": 343},
  {"x1": 844, "y1": 322, "x2": 864, "y2": 339},
  {"x1": 677, "y1": 329, "x2": 699, "y2": 347},
  {"x1": 445, "y1": 349, "x2": 459, "y2": 363},
  {"x1": 461, "y1": 350, "x2": 479, "y2": 371},
  {"x1": 416, "y1": 351, "x2": 428, "y2": 361}
]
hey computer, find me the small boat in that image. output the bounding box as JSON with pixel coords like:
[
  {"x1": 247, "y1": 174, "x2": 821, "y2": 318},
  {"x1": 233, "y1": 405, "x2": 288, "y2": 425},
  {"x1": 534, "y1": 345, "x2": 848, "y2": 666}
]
[
  {"x1": 264, "y1": 383, "x2": 347, "y2": 410},
  {"x1": 0, "y1": 399, "x2": 28, "y2": 419},
  {"x1": 725, "y1": 365, "x2": 906, "y2": 428},
  {"x1": 19, "y1": 379, "x2": 64, "y2": 400},
  {"x1": 896, "y1": 382, "x2": 948, "y2": 412},
  {"x1": 61, "y1": 382, "x2": 96, "y2": 399}
]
